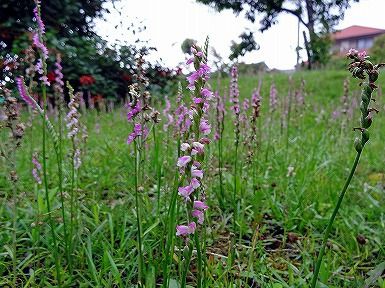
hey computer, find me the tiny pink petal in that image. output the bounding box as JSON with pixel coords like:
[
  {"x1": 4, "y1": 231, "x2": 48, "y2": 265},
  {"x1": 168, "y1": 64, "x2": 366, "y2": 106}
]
[
  {"x1": 194, "y1": 200, "x2": 208, "y2": 210},
  {"x1": 177, "y1": 155, "x2": 191, "y2": 167}
]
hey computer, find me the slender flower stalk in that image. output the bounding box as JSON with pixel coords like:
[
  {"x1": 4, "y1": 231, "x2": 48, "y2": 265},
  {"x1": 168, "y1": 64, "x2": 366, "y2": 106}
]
[
  {"x1": 311, "y1": 49, "x2": 384, "y2": 287},
  {"x1": 229, "y1": 65, "x2": 240, "y2": 227},
  {"x1": 246, "y1": 81, "x2": 262, "y2": 164},
  {"x1": 341, "y1": 77, "x2": 350, "y2": 131},
  {"x1": 163, "y1": 83, "x2": 189, "y2": 288},
  {"x1": 214, "y1": 90, "x2": 226, "y2": 208},
  {"x1": 51, "y1": 53, "x2": 71, "y2": 270},
  {"x1": 126, "y1": 54, "x2": 160, "y2": 287},
  {"x1": 285, "y1": 77, "x2": 293, "y2": 153},
  {"x1": 66, "y1": 82, "x2": 82, "y2": 271},
  {"x1": 30, "y1": 1, "x2": 62, "y2": 285},
  {"x1": 174, "y1": 41, "x2": 212, "y2": 288},
  {"x1": 265, "y1": 82, "x2": 278, "y2": 161}
]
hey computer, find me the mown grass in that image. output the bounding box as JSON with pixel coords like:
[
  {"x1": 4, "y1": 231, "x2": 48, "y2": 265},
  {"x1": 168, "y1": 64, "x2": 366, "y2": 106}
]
[{"x1": 1, "y1": 69, "x2": 385, "y2": 287}]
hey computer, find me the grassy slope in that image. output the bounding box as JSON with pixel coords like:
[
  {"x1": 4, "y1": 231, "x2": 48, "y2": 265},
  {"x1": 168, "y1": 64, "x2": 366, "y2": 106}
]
[{"x1": 1, "y1": 69, "x2": 385, "y2": 287}]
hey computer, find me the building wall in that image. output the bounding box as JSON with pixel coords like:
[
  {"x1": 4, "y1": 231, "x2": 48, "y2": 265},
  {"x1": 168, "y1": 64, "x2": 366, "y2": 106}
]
[
  {"x1": 333, "y1": 36, "x2": 375, "y2": 54},
  {"x1": 332, "y1": 33, "x2": 385, "y2": 55}
]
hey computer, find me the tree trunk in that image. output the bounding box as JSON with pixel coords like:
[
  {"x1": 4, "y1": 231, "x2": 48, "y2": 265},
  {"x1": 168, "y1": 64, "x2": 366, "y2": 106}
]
[
  {"x1": 303, "y1": 31, "x2": 312, "y2": 70},
  {"x1": 304, "y1": 0, "x2": 316, "y2": 69}
]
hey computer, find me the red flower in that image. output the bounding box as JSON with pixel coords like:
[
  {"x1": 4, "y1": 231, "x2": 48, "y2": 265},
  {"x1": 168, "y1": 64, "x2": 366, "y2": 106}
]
[
  {"x1": 122, "y1": 73, "x2": 131, "y2": 82},
  {"x1": 47, "y1": 71, "x2": 56, "y2": 83},
  {"x1": 79, "y1": 75, "x2": 95, "y2": 86},
  {"x1": 92, "y1": 94, "x2": 103, "y2": 103}
]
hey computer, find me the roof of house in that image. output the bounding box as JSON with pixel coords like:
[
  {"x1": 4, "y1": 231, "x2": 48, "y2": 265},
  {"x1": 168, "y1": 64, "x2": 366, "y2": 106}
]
[{"x1": 333, "y1": 25, "x2": 385, "y2": 40}]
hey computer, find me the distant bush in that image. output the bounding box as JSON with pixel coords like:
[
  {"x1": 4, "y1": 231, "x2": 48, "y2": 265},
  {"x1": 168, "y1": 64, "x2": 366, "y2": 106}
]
[
  {"x1": 324, "y1": 55, "x2": 348, "y2": 70},
  {"x1": 370, "y1": 34, "x2": 385, "y2": 63}
]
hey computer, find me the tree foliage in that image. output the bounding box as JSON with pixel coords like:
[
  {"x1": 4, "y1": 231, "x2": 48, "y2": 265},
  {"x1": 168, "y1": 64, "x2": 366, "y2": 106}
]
[
  {"x1": 197, "y1": 0, "x2": 359, "y2": 68},
  {"x1": 229, "y1": 31, "x2": 259, "y2": 61},
  {"x1": 0, "y1": 0, "x2": 107, "y2": 48},
  {"x1": 370, "y1": 34, "x2": 385, "y2": 64},
  {"x1": 1, "y1": 0, "x2": 176, "y2": 102},
  {"x1": 181, "y1": 38, "x2": 197, "y2": 54}
]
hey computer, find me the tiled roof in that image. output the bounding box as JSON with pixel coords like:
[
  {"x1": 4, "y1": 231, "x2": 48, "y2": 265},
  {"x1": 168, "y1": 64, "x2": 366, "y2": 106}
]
[{"x1": 332, "y1": 25, "x2": 385, "y2": 40}]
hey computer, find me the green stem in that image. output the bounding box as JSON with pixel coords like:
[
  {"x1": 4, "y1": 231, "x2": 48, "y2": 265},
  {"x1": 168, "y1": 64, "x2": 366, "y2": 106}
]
[
  {"x1": 194, "y1": 231, "x2": 203, "y2": 288},
  {"x1": 311, "y1": 151, "x2": 362, "y2": 288},
  {"x1": 153, "y1": 127, "x2": 162, "y2": 217},
  {"x1": 233, "y1": 142, "x2": 238, "y2": 231},
  {"x1": 181, "y1": 243, "x2": 194, "y2": 288},
  {"x1": 162, "y1": 170, "x2": 181, "y2": 288},
  {"x1": 265, "y1": 117, "x2": 272, "y2": 162},
  {"x1": 57, "y1": 105, "x2": 70, "y2": 272},
  {"x1": 218, "y1": 137, "x2": 224, "y2": 209},
  {"x1": 69, "y1": 138, "x2": 76, "y2": 272},
  {"x1": 10, "y1": 153, "x2": 17, "y2": 287},
  {"x1": 134, "y1": 142, "x2": 144, "y2": 287},
  {"x1": 41, "y1": 85, "x2": 62, "y2": 287},
  {"x1": 286, "y1": 90, "x2": 292, "y2": 157}
]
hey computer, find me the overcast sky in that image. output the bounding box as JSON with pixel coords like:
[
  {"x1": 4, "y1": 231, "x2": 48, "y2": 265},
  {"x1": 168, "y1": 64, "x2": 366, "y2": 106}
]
[{"x1": 95, "y1": 0, "x2": 385, "y2": 70}]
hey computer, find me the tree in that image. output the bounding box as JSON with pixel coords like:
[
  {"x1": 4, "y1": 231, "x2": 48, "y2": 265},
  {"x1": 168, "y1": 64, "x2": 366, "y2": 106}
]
[
  {"x1": 229, "y1": 31, "x2": 259, "y2": 61},
  {"x1": 1, "y1": 0, "x2": 111, "y2": 92},
  {"x1": 0, "y1": 0, "x2": 176, "y2": 102},
  {"x1": 196, "y1": 0, "x2": 359, "y2": 68},
  {"x1": 181, "y1": 38, "x2": 197, "y2": 54},
  {"x1": 370, "y1": 34, "x2": 385, "y2": 64},
  {"x1": 0, "y1": 0, "x2": 108, "y2": 48}
]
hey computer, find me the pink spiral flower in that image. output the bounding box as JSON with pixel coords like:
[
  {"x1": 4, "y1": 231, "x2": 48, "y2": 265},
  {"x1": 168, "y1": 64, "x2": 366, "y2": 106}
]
[{"x1": 176, "y1": 44, "x2": 212, "y2": 237}]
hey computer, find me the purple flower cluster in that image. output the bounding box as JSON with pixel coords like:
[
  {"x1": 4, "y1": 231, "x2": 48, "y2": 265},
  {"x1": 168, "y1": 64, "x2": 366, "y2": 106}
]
[
  {"x1": 214, "y1": 91, "x2": 226, "y2": 141},
  {"x1": 32, "y1": 33, "x2": 49, "y2": 61},
  {"x1": 33, "y1": 3, "x2": 45, "y2": 34},
  {"x1": 269, "y1": 82, "x2": 278, "y2": 112},
  {"x1": 175, "y1": 103, "x2": 191, "y2": 136},
  {"x1": 229, "y1": 65, "x2": 240, "y2": 114},
  {"x1": 246, "y1": 82, "x2": 262, "y2": 163},
  {"x1": 186, "y1": 49, "x2": 211, "y2": 91},
  {"x1": 16, "y1": 77, "x2": 37, "y2": 110},
  {"x1": 251, "y1": 85, "x2": 262, "y2": 119},
  {"x1": 240, "y1": 98, "x2": 250, "y2": 129},
  {"x1": 32, "y1": 1, "x2": 48, "y2": 59},
  {"x1": 66, "y1": 85, "x2": 83, "y2": 169},
  {"x1": 347, "y1": 48, "x2": 368, "y2": 62},
  {"x1": 127, "y1": 123, "x2": 148, "y2": 145},
  {"x1": 175, "y1": 45, "x2": 212, "y2": 237},
  {"x1": 162, "y1": 96, "x2": 174, "y2": 132},
  {"x1": 74, "y1": 148, "x2": 81, "y2": 170},
  {"x1": 32, "y1": 1, "x2": 49, "y2": 87},
  {"x1": 126, "y1": 55, "x2": 160, "y2": 146},
  {"x1": 54, "y1": 54, "x2": 64, "y2": 94},
  {"x1": 229, "y1": 65, "x2": 240, "y2": 144},
  {"x1": 127, "y1": 102, "x2": 141, "y2": 121},
  {"x1": 66, "y1": 93, "x2": 80, "y2": 139},
  {"x1": 32, "y1": 152, "x2": 42, "y2": 185},
  {"x1": 176, "y1": 141, "x2": 209, "y2": 236}
]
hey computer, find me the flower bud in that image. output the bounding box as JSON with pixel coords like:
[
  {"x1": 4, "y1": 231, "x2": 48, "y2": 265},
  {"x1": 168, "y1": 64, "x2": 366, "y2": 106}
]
[
  {"x1": 183, "y1": 245, "x2": 190, "y2": 258},
  {"x1": 354, "y1": 138, "x2": 362, "y2": 152},
  {"x1": 361, "y1": 129, "x2": 369, "y2": 144},
  {"x1": 362, "y1": 114, "x2": 372, "y2": 129},
  {"x1": 369, "y1": 70, "x2": 378, "y2": 82}
]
